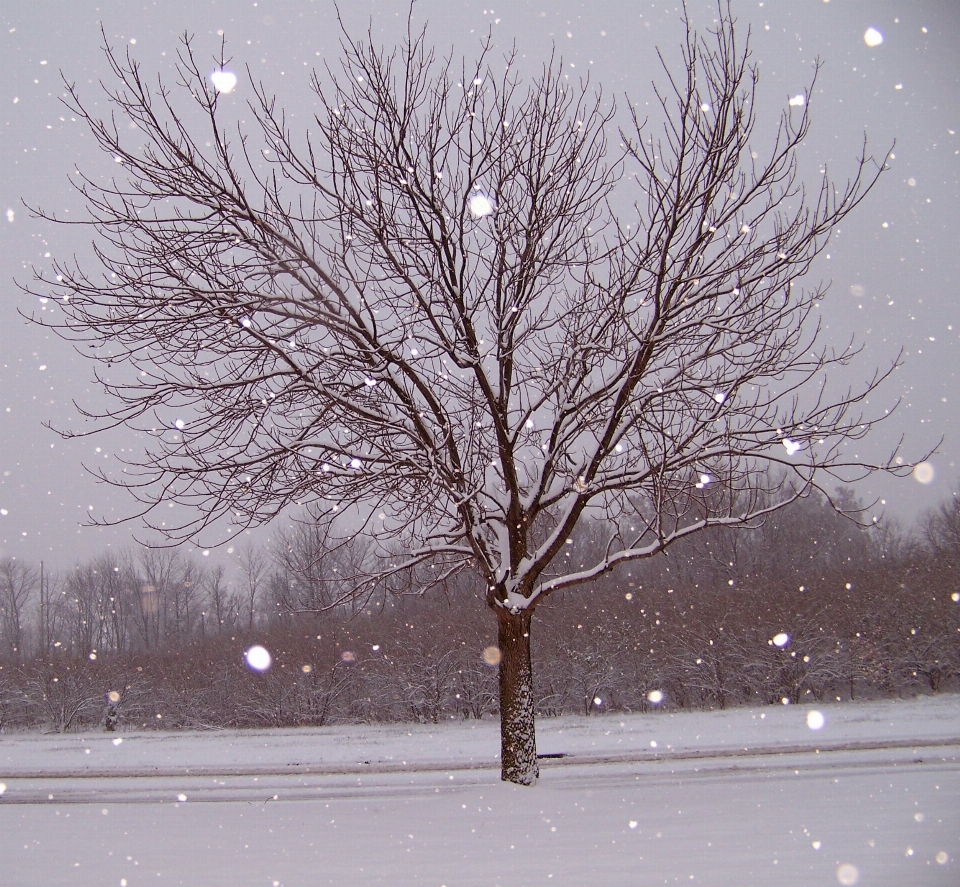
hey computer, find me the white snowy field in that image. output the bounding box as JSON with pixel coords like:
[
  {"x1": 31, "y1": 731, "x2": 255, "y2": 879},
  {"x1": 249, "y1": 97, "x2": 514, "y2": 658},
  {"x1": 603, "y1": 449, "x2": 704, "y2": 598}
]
[{"x1": 1, "y1": 695, "x2": 958, "y2": 886}]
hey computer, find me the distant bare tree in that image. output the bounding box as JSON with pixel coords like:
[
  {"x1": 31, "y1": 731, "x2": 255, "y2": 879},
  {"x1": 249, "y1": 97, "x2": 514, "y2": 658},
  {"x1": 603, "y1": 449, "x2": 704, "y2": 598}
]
[
  {"x1": 35, "y1": 563, "x2": 69, "y2": 658},
  {"x1": 27, "y1": 6, "x2": 910, "y2": 782},
  {"x1": 907, "y1": 488, "x2": 960, "y2": 690},
  {"x1": 134, "y1": 548, "x2": 203, "y2": 649},
  {"x1": 0, "y1": 667, "x2": 25, "y2": 731},
  {"x1": 544, "y1": 619, "x2": 630, "y2": 716},
  {"x1": 63, "y1": 552, "x2": 136, "y2": 654},
  {"x1": 202, "y1": 564, "x2": 240, "y2": 634},
  {"x1": 379, "y1": 639, "x2": 462, "y2": 724},
  {"x1": 291, "y1": 659, "x2": 357, "y2": 727},
  {"x1": 454, "y1": 651, "x2": 498, "y2": 721},
  {"x1": 236, "y1": 544, "x2": 268, "y2": 632},
  {"x1": 919, "y1": 487, "x2": 960, "y2": 579},
  {"x1": 272, "y1": 524, "x2": 371, "y2": 616},
  {"x1": 0, "y1": 558, "x2": 38, "y2": 659},
  {"x1": 21, "y1": 660, "x2": 102, "y2": 733}
]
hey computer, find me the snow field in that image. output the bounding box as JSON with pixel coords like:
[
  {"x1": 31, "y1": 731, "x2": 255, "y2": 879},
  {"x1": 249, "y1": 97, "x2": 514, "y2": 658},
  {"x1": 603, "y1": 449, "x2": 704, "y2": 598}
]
[{"x1": 1, "y1": 695, "x2": 958, "y2": 886}]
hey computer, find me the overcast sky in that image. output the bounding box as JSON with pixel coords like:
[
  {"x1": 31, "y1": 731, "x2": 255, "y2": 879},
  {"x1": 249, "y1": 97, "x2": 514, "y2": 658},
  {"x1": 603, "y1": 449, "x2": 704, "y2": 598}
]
[{"x1": 1, "y1": 0, "x2": 958, "y2": 570}]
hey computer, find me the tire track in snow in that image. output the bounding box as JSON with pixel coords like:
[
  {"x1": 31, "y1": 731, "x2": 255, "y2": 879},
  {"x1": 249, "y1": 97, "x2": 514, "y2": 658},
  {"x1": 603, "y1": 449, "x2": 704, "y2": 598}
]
[
  {"x1": 4, "y1": 734, "x2": 957, "y2": 780},
  {"x1": 2, "y1": 737, "x2": 957, "y2": 805}
]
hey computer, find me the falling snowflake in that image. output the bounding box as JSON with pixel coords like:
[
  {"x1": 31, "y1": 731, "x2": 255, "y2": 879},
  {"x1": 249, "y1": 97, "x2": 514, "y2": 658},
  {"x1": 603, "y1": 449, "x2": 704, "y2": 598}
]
[
  {"x1": 863, "y1": 28, "x2": 883, "y2": 48},
  {"x1": 468, "y1": 190, "x2": 495, "y2": 218},
  {"x1": 482, "y1": 646, "x2": 501, "y2": 666},
  {"x1": 245, "y1": 645, "x2": 272, "y2": 672},
  {"x1": 211, "y1": 70, "x2": 238, "y2": 93},
  {"x1": 782, "y1": 438, "x2": 802, "y2": 456},
  {"x1": 836, "y1": 863, "x2": 860, "y2": 885}
]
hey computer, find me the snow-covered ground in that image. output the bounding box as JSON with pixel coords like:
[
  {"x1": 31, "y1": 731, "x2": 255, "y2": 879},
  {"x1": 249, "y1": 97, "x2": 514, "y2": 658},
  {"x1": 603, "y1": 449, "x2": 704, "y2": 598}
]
[{"x1": 2, "y1": 695, "x2": 958, "y2": 886}]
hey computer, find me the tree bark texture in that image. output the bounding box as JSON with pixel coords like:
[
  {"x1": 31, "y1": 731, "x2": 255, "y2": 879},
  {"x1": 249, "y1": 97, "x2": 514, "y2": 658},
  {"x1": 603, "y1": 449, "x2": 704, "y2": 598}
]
[{"x1": 497, "y1": 606, "x2": 539, "y2": 785}]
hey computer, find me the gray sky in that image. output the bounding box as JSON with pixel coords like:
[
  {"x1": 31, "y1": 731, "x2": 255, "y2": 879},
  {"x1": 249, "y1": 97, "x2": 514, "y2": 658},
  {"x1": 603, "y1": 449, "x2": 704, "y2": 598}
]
[{"x1": 2, "y1": 0, "x2": 958, "y2": 570}]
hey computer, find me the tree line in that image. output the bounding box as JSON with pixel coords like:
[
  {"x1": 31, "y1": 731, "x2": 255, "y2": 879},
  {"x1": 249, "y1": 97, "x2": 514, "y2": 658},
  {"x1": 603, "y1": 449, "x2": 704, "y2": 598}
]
[{"x1": 1, "y1": 487, "x2": 956, "y2": 733}]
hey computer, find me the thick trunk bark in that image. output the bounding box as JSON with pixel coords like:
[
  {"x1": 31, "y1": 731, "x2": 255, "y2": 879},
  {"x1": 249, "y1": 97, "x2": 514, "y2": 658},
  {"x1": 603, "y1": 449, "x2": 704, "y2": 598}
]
[{"x1": 497, "y1": 606, "x2": 539, "y2": 785}]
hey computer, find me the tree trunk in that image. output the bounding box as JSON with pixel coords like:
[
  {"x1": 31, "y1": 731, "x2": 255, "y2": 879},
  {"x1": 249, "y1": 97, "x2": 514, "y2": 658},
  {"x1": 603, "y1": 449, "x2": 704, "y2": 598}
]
[{"x1": 497, "y1": 606, "x2": 539, "y2": 785}]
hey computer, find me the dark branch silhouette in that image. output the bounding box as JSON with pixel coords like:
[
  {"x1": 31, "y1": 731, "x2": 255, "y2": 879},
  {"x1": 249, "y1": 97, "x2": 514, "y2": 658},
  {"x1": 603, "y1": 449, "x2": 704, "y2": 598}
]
[{"x1": 21, "y1": 5, "x2": 913, "y2": 783}]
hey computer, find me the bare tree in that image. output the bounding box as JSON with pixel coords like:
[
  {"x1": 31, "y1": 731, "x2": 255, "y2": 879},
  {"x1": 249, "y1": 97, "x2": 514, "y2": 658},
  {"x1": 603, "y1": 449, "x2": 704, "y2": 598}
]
[
  {"x1": 202, "y1": 564, "x2": 240, "y2": 634},
  {"x1": 25, "y1": 6, "x2": 910, "y2": 782},
  {"x1": 0, "y1": 558, "x2": 38, "y2": 659},
  {"x1": 63, "y1": 552, "x2": 136, "y2": 654},
  {"x1": 918, "y1": 487, "x2": 960, "y2": 576},
  {"x1": 379, "y1": 639, "x2": 462, "y2": 724},
  {"x1": 454, "y1": 650, "x2": 498, "y2": 721},
  {"x1": 21, "y1": 660, "x2": 103, "y2": 733},
  {"x1": 236, "y1": 544, "x2": 268, "y2": 632},
  {"x1": 133, "y1": 548, "x2": 202, "y2": 649},
  {"x1": 35, "y1": 562, "x2": 69, "y2": 658},
  {"x1": 273, "y1": 523, "x2": 373, "y2": 617}
]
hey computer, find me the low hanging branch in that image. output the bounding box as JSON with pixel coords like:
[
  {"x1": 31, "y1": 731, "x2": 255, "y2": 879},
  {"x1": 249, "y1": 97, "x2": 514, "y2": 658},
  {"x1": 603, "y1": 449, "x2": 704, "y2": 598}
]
[{"x1": 23, "y1": 4, "x2": 912, "y2": 784}]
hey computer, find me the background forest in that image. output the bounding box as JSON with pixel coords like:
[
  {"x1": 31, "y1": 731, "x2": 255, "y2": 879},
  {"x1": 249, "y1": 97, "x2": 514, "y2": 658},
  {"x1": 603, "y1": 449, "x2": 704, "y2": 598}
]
[{"x1": 1, "y1": 487, "x2": 957, "y2": 734}]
